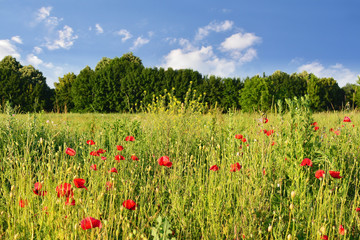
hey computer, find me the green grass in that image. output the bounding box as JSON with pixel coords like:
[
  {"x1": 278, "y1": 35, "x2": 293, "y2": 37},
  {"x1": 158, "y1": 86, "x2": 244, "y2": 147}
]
[{"x1": 1, "y1": 106, "x2": 360, "y2": 239}]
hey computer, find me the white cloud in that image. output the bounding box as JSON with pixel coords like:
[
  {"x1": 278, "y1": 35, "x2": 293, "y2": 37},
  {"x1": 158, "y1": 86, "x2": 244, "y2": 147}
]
[
  {"x1": 0, "y1": 39, "x2": 21, "y2": 59},
  {"x1": 195, "y1": 20, "x2": 234, "y2": 40},
  {"x1": 298, "y1": 61, "x2": 359, "y2": 87},
  {"x1": 46, "y1": 25, "x2": 78, "y2": 50},
  {"x1": 221, "y1": 32, "x2": 261, "y2": 52},
  {"x1": 35, "y1": 6, "x2": 62, "y2": 28},
  {"x1": 11, "y1": 36, "x2": 23, "y2": 44},
  {"x1": 26, "y1": 54, "x2": 43, "y2": 67},
  {"x1": 116, "y1": 29, "x2": 132, "y2": 42},
  {"x1": 33, "y1": 46, "x2": 43, "y2": 54},
  {"x1": 131, "y1": 36, "x2": 150, "y2": 49},
  {"x1": 162, "y1": 45, "x2": 236, "y2": 77},
  {"x1": 95, "y1": 24, "x2": 104, "y2": 34}
]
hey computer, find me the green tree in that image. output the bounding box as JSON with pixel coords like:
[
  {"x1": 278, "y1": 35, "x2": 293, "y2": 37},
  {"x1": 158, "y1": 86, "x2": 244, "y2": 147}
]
[
  {"x1": 54, "y1": 73, "x2": 76, "y2": 112},
  {"x1": 72, "y1": 66, "x2": 95, "y2": 112},
  {"x1": 239, "y1": 75, "x2": 271, "y2": 112}
]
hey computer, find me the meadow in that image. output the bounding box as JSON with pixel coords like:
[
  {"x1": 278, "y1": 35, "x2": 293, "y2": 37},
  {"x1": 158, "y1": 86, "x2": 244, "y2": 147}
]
[{"x1": 0, "y1": 97, "x2": 360, "y2": 239}]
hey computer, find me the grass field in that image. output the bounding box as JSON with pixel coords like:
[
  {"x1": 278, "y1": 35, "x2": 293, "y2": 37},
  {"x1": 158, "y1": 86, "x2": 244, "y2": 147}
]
[{"x1": 1, "y1": 98, "x2": 360, "y2": 239}]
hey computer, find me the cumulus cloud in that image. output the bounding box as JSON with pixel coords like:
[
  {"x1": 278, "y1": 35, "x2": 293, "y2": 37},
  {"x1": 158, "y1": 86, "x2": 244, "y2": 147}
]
[
  {"x1": 11, "y1": 36, "x2": 23, "y2": 44},
  {"x1": 131, "y1": 36, "x2": 150, "y2": 50},
  {"x1": 0, "y1": 39, "x2": 21, "y2": 59},
  {"x1": 95, "y1": 24, "x2": 104, "y2": 34},
  {"x1": 26, "y1": 54, "x2": 43, "y2": 67},
  {"x1": 45, "y1": 25, "x2": 78, "y2": 50},
  {"x1": 195, "y1": 20, "x2": 234, "y2": 40},
  {"x1": 221, "y1": 32, "x2": 261, "y2": 52},
  {"x1": 116, "y1": 29, "x2": 132, "y2": 42},
  {"x1": 35, "y1": 6, "x2": 62, "y2": 28},
  {"x1": 298, "y1": 61, "x2": 359, "y2": 87},
  {"x1": 162, "y1": 45, "x2": 236, "y2": 77},
  {"x1": 33, "y1": 46, "x2": 43, "y2": 54}
]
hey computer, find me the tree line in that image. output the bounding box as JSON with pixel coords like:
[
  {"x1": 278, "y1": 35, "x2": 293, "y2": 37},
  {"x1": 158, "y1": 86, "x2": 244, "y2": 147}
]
[{"x1": 1, "y1": 53, "x2": 359, "y2": 113}]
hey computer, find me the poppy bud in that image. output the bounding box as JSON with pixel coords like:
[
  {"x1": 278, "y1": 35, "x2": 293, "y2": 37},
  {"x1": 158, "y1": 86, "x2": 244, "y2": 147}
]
[
  {"x1": 287, "y1": 234, "x2": 292, "y2": 240},
  {"x1": 291, "y1": 191, "x2": 296, "y2": 199},
  {"x1": 268, "y1": 225, "x2": 272, "y2": 232},
  {"x1": 289, "y1": 203, "x2": 294, "y2": 210}
]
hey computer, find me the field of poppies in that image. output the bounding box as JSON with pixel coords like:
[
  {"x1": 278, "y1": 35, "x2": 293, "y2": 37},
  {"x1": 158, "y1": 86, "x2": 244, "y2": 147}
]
[{"x1": 1, "y1": 97, "x2": 360, "y2": 239}]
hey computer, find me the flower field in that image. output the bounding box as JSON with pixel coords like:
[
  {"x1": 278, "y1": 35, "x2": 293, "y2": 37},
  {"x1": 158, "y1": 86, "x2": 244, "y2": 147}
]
[{"x1": 1, "y1": 101, "x2": 360, "y2": 239}]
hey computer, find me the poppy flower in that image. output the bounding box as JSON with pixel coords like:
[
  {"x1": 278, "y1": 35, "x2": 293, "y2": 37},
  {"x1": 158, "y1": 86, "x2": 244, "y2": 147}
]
[
  {"x1": 65, "y1": 197, "x2": 75, "y2": 206},
  {"x1": 90, "y1": 164, "x2": 97, "y2": 171},
  {"x1": 73, "y1": 178, "x2": 88, "y2": 190},
  {"x1": 19, "y1": 199, "x2": 28, "y2": 208},
  {"x1": 314, "y1": 126, "x2": 319, "y2": 131},
  {"x1": 100, "y1": 156, "x2": 106, "y2": 161},
  {"x1": 109, "y1": 168, "x2": 118, "y2": 173},
  {"x1": 329, "y1": 171, "x2": 342, "y2": 179},
  {"x1": 235, "y1": 134, "x2": 243, "y2": 140},
  {"x1": 315, "y1": 170, "x2": 325, "y2": 179},
  {"x1": 97, "y1": 149, "x2": 106, "y2": 154},
  {"x1": 356, "y1": 208, "x2": 360, "y2": 212},
  {"x1": 80, "y1": 217, "x2": 102, "y2": 230},
  {"x1": 300, "y1": 158, "x2": 313, "y2": 167},
  {"x1": 125, "y1": 136, "x2": 135, "y2": 141},
  {"x1": 343, "y1": 116, "x2": 351, "y2": 122},
  {"x1": 86, "y1": 140, "x2": 95, "y2": 145},
  {"x1": 230, "y1": 163, "x2": 242, "y2": 172},
  {"x1": 262, "y1": 168, "x2": 266, "y2": 175},
  {"x1": 158, "y1": 156, "x2": 173, "y2": 168},
  {"x1": 122, "y1": 199, "x2": 137, "y2": 210},
  {"x1": 56, "y1": 183, "x2": 74, "y2": 198},
  {"x1": 263, "y1": 129, "x2": 267, "y2": 134},
  {"x1": 90, "y1": 151, "x2": 100, "y2": 157},
  {"x1": 209, "y1": 165, "x2": 219, "y2": 171},
  {"x1": 33, "y1": 182, "x2": 47, "y2": 196},
  {"x1": 131, "y1": 155, "x2": 139, "y2": 161},
  {"x1": 312, "y1": 122, "x2": 318, "y2": 126},
  {"x1": 339, "y1": 225, "x2": 345, "y2": 235},
  {"x1": 321, "y1": 235, "x2": 328, "y2": 240},
  {"x1": 66, "y1": 148, "x2": 76, "y2": 156},
  {"x1": 263, "y1": 118, "x2": 268, "y2": 123},
  {"x1": 271, "y1": 141, "x2": 275, "y2": 146},
  {"x1": 115, "y1": 155, "x2": 125, "y2": 161},
  {"x1": 266, "y1": 130, "x2": 274, "y2": 136},
  {"x1": 116, "y1": 145, "x2": 124, "y2": 151},
  {"x1": 106, "y1": 182, "x2": 113, "y2": 190},
  {"x1": 242, "y1": 138, "x2": 247, "y2": 143}
]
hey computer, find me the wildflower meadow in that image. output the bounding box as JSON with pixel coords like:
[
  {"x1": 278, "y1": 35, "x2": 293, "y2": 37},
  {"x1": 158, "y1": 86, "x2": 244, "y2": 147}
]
[{"x1": 1, "y1": 97, "x2": 360, "y2": 239}]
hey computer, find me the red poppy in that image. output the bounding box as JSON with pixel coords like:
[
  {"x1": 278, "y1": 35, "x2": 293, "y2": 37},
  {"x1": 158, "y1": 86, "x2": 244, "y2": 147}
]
[
  {"x1": 73, "y1": 178, "x2": 88, "y2": 190},
  {"x1": 330, "y1": 128, "x2": 334, "y2": 132},
  {"x1": 115, "y1": 155, "x2": 125, "y2": 162},
  {"x1": 300, "y1": 158, "x2": 313, "y2": 167},
  {"x1": 356, "y1": 208, "x2": 360, "y2": 212},
  {"x1": 158, "y1": 156, "x2": 173, "y2": 168},
  {"x1": 66, "y1": 148, "x2": 76, "y2": 156},
  {"x1": 131, "y1": 155, "x2": 139, "y2": 161},
  {"x1": 262, "y1": 168, "x2": 266, "y2": 175},
  {"x1": 321, "y1": 235, "x2": 328, "y2": 240},
  {"x1": 271, "y1": 141, "x2": 275, "y2": 146},
  {"x1": 209, "y1": 165, "x2": 219, "y2": 171},
  {"x1": 235, "y1": 134, "x2": 243, "y2": 139},
  {"x1": 90, "y1": 151, "x2": 100, "y2": 156},
  {"x1": 33, "y1": 182, "x2": 47, "y2": 196},
  {"x1": 116, "y1": 145, "x2": 124, "y2": 151},
  {"x1": 125, "y1": 136, "x2": 135, "y2": 141},
  {"x1": 263, "y1": 129, "x2": 267, "y2": 134},
  {"x1": 230, "y1": 163, "x2": 242, "y2": 172},
  {"x1": 97, "y1": 149, "x2": 106, "y2": 154},
  {"x1": 329, "y1": 171, "x2": 342, "y2": 179},
  {"x1": 242, "y1": 138, "x2": 247, "y2": 143},
  {"x1": 266, "y1": 130, "x2": 274, "y2": 136},
  {"x1": 56, "y1": 183, "x2": 74, "y2": 198},
  {"x1": 122, "y1": 199, "x2": 137, "y2": 210},
  {"x1": 90, "y1": 164, "x2": 97, "y2": 171},
  {"x1": 315, "y1": 170, "x2": 325, "y2": 179},
  {"x1": 19, "y1": 199, "x2": 28, "y2": 208},
  {"x1": 314, "y1": 126, "x2": 319, "y2": 131},
  {"x1": 339, "y1": 225, "x2": 345, "y2": 235},
  {"x1": 312, "y1": 122, "x2": 318, "y2": 126},
  {"x1": 65, "y1": 197, "x2": 75, "y2": 206},
  {"x1": 80, "y1": 217, "x2": 102, "y2": 230},
  {"x1": 106, "y1": 182, "x2": 113, "y2": 190},
  {"x1": 343, "y1": 116, "x2": 351, "y2": 122},
  {"x1": 86, "y1": 140, "x2": 95, "y2": 145},
  {"x1": 263, "y1": 118, "x2": 269, "y2": 123},
  {"x1": 109, "y1": 168, "x2": 118, "y2": 173}
]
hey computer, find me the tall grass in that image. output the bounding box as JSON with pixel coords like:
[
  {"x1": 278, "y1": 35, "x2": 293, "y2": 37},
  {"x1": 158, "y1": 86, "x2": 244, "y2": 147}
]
[{"x1": 0, "y1": 98, "x2": 360, "y2": 239}]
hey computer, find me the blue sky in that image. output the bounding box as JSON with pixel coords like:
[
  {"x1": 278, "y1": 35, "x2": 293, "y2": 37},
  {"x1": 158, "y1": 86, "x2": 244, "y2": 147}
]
[{"x1": 1, "y1": 0, "x2": 359, "y2": 88}]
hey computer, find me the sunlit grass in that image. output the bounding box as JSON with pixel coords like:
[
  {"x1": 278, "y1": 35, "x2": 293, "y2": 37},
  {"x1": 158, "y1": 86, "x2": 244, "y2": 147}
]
[{"x1": 1, "y1": 104, "x2": 360, "y2": 239}]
